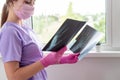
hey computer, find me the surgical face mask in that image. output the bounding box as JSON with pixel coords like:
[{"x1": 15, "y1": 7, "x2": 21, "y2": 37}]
[{"x1": 14, "y1": 4, "x2": 34, "y2": 19}]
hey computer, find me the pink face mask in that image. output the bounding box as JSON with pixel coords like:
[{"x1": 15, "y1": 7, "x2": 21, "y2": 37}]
[{"x1": 14, "y1": 4, "x2": 34, "y2": 19}]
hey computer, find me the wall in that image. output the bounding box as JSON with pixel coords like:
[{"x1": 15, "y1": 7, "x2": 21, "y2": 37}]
[
  {"x1": 0, "y1": 57, "x2": 120, "y2": 80},
  {"x1": 46, "y1": 57, "x2": 120, "y2": 80},
  {"x1": 0, "y1": 59, "x2": 7, "y2": 80}
]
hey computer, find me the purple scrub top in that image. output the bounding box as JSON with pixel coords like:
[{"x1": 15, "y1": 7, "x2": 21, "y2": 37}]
[{"x1": 0, "y1": 22, "x2": 47, "y2": 80}]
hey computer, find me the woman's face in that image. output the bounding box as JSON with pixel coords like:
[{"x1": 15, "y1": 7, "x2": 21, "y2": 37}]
[{"x1": 13, "y1": 0, "x2": 35, "y2": 10}]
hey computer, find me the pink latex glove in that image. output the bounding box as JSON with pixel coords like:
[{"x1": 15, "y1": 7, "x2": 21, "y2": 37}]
[
  {"x1": 59, "y1": 53, "x2": 79, "y2": 64},
  {"x1": 40, "y1": 46, "x2": 67, "y2": 67}
]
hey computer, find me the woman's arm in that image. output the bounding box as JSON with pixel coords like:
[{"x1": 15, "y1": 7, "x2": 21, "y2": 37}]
[
  {"x1": 4, "y1": 46, "x2": 67, "y2": 80},
  {"x1": 4, "y1": 61, "x2": 44, "y2": 80},
  {"x1": 4, "y1": 46, "x2": 78, "y2": 80}
]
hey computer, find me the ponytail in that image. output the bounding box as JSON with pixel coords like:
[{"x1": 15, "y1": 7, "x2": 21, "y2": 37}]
[{"x1": 1, "y1": 3, "x2": 8, "y2": 27}]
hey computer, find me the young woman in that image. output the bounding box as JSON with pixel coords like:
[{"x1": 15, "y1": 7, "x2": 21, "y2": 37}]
[{"x1": 0, "y1": 0, "x2": 79, "y2": 80}]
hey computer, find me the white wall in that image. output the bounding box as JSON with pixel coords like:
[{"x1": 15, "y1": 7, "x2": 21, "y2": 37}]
[
  {"x1": 0, "y1": 59, "x2": 7, "y2": 80},
  {"x1": 1, "y1": 57, "x2": 120, "y2": 80},
  {"x1": 46, "y1": 57, "x2": 120, "y2": 80}
]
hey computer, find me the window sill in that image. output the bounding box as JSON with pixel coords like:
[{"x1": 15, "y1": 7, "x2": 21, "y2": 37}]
[
  {"x1": 85, "y1": 51, "x2": 120, "y2": 58},
  {"x1": 43, "y1": 51, "x2": 120, "y2": 58},
  {"x1": 1, "y1": 51, "x2": 120, "y2": 60}
]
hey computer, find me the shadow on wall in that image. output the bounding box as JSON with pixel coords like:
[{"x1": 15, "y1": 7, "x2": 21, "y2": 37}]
[
  {"x1": 46, "y1": 57, "x2": 120, "y2": 80},
  {"x1": 0, "y1": 59, "x2": 7, "y2": 80}
]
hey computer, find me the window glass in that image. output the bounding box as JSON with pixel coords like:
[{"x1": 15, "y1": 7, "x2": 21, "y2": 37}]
[
  {"x1": 32, "y1": 0, "x2": 105, "y2": 44},
  {"x1": 0, "y1": 0, "x2": 105, "y2": 44}
]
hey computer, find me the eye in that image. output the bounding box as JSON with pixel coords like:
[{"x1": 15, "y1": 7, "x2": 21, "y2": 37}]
[
  {"x1": 24, "y1": 0, "x2": 31, "y2": 4},
  {"x1": 24, "y1": 0, "x2": 35, "y2": 5}
]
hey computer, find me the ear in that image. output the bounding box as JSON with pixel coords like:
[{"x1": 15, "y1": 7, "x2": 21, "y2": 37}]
[
  {"x1": 8, "y1": 1, "x2": 14, "y2": 7},
  {"x1": 12, "y1": 0, "x2": 17, "y2": 6},
  {"x1": 11, "y1": 0, "x2": 19, "y2": 8}
]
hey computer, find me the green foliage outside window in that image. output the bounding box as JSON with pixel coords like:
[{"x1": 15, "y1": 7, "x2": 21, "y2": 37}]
[{"x1": 33, "y1": 2, "x2": 105, "y2": 43}]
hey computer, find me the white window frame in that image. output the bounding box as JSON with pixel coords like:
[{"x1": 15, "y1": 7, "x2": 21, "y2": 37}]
[
  {"x1": 0, "y1": 0, "x2": 119, "y2": 51},
  {"x1": 102, "y1": 0, "x2": 120, "y2": 51},
  {"x1": 27, "y1": 0, "x2": 120, "y2": 51}
]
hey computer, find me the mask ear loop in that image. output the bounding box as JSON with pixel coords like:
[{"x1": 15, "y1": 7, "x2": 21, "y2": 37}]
[
  {"x1": 5, "y1": 0, "x2": 14, "y2": 12},
  {"x1": 29, "y1": 0, "x2": 35, "y2": 6}
]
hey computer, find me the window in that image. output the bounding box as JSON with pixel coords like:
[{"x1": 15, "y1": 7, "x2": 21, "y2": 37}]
[
  {"x1": 104, "y1": 0, "x2": 120, "y2": 50},
  {"x1": 32, "y1": 0, "x2": 106, "y2": 45},
  {"x1": 0, "y1": 0, "x2": 120, "y2": 51}
]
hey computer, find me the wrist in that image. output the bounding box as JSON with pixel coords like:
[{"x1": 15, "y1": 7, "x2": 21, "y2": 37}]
[
  {"x1": 40, "y1": 58, "x2": 49, "y2": 68},
  {"x1": 36, "y1": 60, "x2": 45, "y2": 69}
]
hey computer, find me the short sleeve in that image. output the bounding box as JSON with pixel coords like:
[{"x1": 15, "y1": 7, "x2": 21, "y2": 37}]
[{"x1": 0, "y1": 27, "x2": 22, "y2": 63}]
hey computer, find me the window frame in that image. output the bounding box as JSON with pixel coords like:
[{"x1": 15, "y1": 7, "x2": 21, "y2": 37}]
[
  {"x1": 30, "y1": 0, "x2": 120, "y2": 51},
  {"x1": 102, "y1": 0, "x2": 120, "y2": 51},
  {"x1": 104, "y1": 0, "x2": 112, "y2": 49}
]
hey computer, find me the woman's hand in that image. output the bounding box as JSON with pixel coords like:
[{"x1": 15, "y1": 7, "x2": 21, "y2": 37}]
[
  {"x1": 40, "y1": 46, "x2": 67, "y2": 67},
  {"x1": 59, "y1": 53, "x2": 79, "y2": 64}
]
